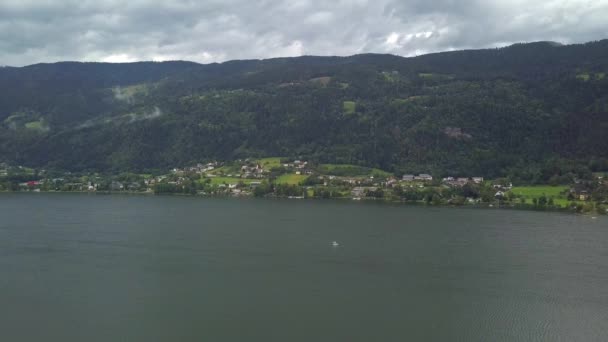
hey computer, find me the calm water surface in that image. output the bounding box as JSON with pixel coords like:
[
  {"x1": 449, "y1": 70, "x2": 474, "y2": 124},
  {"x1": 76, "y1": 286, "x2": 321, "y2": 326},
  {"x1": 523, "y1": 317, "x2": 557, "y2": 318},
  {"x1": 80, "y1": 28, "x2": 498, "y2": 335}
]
[{"x1": 1, "y1": 193, "x2": 607, "y2": 341}]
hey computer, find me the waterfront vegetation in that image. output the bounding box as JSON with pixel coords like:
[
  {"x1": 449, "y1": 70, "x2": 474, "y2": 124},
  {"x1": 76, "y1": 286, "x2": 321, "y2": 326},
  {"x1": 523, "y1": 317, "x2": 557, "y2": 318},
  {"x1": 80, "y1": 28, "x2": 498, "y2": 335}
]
[{"x1": 2, "y1": 158, "x2": 607, "y2": 215}]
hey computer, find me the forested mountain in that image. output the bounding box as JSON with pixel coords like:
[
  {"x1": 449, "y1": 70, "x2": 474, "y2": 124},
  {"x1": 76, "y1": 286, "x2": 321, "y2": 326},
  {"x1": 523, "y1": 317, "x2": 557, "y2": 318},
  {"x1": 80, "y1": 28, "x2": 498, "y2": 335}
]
[{"x1": 1, "y1": 40, "x2": 608, "y2": 180}]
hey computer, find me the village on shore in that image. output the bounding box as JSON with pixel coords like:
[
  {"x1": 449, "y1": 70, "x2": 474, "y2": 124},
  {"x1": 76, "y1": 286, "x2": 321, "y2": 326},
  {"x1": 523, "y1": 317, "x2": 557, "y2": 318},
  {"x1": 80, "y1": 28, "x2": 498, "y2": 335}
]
[{"x1": 1, "y1": 158, "x2": 607, "y2": 214}]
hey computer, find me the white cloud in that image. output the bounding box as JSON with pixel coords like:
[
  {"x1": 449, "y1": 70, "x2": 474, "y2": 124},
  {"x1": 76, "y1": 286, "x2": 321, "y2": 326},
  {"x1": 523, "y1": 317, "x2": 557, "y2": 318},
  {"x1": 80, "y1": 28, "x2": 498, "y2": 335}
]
[
  {"x1": 0, "y1": 0, "x2": 607, "y2": 66},
  {"x1": 101, "y1": 54, "x2": 137, "y2": 63}
]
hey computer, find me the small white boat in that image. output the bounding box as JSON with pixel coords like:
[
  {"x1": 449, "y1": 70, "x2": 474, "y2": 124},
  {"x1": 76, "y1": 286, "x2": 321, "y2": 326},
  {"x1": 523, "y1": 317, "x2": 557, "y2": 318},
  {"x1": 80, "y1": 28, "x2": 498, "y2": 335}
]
[{"x1": 332, "y1": 241, "x2": 339, "y2": 247}]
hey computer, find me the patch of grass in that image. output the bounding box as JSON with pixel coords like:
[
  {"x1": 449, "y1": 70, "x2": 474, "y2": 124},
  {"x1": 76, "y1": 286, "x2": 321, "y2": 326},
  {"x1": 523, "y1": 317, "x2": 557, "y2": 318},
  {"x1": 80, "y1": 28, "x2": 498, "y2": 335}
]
[
  {"x1": 576, "y1": 73, "x2": 590, "y2": 81},
  {"x1": 596, "y1": 72, "x2": 606, "y2": 80},
  {"x1": 343, "y1": 101, "x2": 356, "y2": 114},
  {"x1": 381, "y1": 71, "x2": 399, "y2": 82},
  {"x1": 511, "y1": 186, "x2": 568, "y2": 198},
  {"x1": 418, "y1": 73, "x2": 454, "y2": 80},
  {"x1": 552, "y1": 198, "x2": 574, "y2": 207},
  {"x1": 24, "y1": 120, "x2": 48, "y2": 131},
  {"x1": 318, "y1": 164, "x2": 392, "y2": 177},
  {"x1": 510, "y1": 186, "x2": 575, "y2": 207},
  {"x1": 113, "y1": 83, "x2": 150, "y2": 100},
  {"x1": 275, "y1": 174, "x2": 308, "y2": 185},
  {"x1": 208, "y1": 164, "x2": 241, "y2": 175},
  {"x1": 256, "y1": 157, "x2": 282, "y2": 170},
  {"x1": 309, "y1": 76, "x2": 331, "y2": 86},
  {"x1": 392, "y1": 96, "x2": 426, "y2": 105}
]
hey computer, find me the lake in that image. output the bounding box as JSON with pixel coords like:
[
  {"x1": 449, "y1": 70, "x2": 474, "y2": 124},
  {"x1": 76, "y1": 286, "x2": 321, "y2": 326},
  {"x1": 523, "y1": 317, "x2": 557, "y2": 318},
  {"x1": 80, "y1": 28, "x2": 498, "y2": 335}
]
[{"x1": 1, "y1": 193, "x2": 607, "y2": 341}]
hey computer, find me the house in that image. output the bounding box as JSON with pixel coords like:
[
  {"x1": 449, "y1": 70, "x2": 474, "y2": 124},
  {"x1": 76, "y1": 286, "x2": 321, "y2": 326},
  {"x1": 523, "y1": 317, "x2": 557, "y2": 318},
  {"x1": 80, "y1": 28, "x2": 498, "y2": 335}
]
[
  {"x1": 415, "y1": 174, "x2": 433, "y2": 181},
  {"x1": 493, "y1": 183, "x2": 512, "y2": 190},
  {"x1": 402, "y1": 174, "x2": 415, "y2": 181},
  {"x1": 111, "y1": 181, "x2": 124, "y2": 191},
  {"x1": 127, "y1": 182, "x2": 141, "y2": 191},
  {"x1": 351, "y1": 186, "x2": 378, "y2": 197},
  {"x1": 495, "y1": 191, "x2": 505, "y2": 198},
  {"x1": 444, "y1": 178, "x2": 468, "y2": 187},
  {"x1": 351, "y1": 187, "x2": 366, "y2": 197},
  {"x1": 570, "y1": 184, "x2": 591, "y2": 201},
  {"x1": 472, "y1": 177, "x2": 484, "y2": 184}
]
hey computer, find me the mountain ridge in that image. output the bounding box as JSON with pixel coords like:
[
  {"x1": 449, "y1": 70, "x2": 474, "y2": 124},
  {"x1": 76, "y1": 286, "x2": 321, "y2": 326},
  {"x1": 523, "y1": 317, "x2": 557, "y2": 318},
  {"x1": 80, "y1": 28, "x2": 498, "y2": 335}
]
[{"x1": 1, "y1": 39, "x2": 608, "y2": 181}]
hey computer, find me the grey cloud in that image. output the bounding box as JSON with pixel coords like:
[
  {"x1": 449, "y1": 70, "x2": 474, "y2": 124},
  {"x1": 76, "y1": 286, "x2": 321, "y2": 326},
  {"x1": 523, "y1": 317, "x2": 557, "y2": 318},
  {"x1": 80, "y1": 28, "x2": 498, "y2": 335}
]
[{"x1": 0, "y1": 0, "x2": 607, "y2": 66}]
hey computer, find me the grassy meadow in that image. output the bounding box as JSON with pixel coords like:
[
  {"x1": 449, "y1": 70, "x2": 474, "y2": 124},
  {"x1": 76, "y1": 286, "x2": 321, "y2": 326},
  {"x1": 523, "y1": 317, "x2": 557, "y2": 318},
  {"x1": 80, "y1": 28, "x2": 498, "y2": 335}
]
[
  {"x1": 509, "y1": 186, "x2": 573, "y2": 207},
  {"x1": 275, "y1": 173, "x2": 308, "y2": 185}
]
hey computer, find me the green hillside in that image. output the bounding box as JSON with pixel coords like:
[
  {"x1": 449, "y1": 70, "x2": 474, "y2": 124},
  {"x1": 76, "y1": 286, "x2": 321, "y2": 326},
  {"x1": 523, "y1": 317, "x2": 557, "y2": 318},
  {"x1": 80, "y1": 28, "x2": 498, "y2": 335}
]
[{"x1": 1, "y1": 40, "x2": 608, "y2": 183}]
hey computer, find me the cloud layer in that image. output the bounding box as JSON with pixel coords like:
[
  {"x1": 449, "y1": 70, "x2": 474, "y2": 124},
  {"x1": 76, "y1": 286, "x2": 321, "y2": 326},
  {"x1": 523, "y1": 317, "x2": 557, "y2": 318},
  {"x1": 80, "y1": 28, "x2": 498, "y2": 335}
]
[{"x1": 1, "y1": 0, "x2": 607, "y2": 66}]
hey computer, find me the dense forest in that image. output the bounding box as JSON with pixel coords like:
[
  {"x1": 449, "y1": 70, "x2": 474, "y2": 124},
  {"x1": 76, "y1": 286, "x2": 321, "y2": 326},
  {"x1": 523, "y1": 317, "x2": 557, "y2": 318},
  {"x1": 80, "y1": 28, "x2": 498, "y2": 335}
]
[{"x1": 1, "y1": 40, "x2": 608, "y2": 181}]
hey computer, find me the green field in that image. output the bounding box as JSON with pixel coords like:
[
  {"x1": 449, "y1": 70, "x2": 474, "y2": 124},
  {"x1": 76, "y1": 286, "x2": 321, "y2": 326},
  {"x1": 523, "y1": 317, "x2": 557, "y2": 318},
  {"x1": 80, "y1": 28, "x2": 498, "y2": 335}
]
[
  {"x1": 24, "y1": 120, "x2": 49, "y2": 131},
  {"x1": 343, "y1": 101, "x2": 356, "y2": 114},
  {"x1": 510, "y1": 186, "x2": 571, "y2": 206},
  {"x1": 275, "y1": 173, "x2": 308, "y2": 185},
  {"x1": 510, "y1": 186, "x2": 568, "y2": 198},
  {"x1": 256, "y1": 157, "x2": 282, "y2": 170},
  {"x1": 576, "y1": 73, "x2": 590, "y2": 81},
  {"x1": 319, "y1": 164, "x2": 392, "y2": 177}
]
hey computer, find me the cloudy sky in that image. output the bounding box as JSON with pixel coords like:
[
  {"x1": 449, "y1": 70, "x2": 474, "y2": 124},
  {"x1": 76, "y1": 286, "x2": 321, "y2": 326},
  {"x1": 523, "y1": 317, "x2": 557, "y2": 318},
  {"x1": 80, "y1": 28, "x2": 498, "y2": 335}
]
[{"x1": 1, "y1": 0, "x2": 607, "y2": 66}]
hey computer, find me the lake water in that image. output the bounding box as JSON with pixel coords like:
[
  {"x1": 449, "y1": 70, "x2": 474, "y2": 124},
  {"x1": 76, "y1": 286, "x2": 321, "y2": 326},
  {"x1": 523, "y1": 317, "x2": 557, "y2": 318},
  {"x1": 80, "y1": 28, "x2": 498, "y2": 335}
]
[{"x1": 1, "y1": 193, "x2": 607, "y2": 341}]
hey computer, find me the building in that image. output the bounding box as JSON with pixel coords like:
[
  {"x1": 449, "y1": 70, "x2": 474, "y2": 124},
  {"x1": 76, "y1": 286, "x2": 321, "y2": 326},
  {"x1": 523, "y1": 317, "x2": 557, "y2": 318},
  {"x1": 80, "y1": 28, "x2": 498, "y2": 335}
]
[
  {"x1": 570, "y1": 184, "x2": 591, "y2": 201},
  {"x1": 111, "y1": 181, "x2": 124, "y2": 191},
  {"x1": 351, "y1": 187, "x2": 365, "y2": 197},
  {"x1": 415, "y1": 174, "x2": 433, "y2": 181},
  {"x1": 402, "y1": 174, "x2": 415, "y2": 181}
]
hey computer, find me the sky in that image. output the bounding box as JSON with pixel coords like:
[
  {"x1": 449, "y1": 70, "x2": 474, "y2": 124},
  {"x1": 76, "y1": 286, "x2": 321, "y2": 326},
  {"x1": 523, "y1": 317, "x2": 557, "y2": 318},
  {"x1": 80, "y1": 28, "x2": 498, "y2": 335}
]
[{"x1": 1, "y1": 0, "x2": 607, "y2": 66}]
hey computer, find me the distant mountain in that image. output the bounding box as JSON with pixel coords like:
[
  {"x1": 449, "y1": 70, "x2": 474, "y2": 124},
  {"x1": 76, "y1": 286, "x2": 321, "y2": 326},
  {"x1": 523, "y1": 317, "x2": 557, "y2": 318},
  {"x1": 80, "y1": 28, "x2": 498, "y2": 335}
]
[{"x1": 1, "y1": 40, "x2": 608, "y2": 180}]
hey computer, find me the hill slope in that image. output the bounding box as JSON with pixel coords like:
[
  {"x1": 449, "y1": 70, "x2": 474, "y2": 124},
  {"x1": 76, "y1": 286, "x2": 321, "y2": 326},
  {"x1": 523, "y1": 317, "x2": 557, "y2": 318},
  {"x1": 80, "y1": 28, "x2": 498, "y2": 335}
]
[{"x1": 1, "y1": 40, "x2": 608, "y2": 179}]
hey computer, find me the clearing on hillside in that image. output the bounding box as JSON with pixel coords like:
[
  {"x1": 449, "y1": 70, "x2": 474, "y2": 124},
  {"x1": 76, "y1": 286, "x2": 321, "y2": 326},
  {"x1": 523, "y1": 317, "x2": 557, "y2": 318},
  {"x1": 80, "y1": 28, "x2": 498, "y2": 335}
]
[{"x1": 275, "y1": 174, "x2": 308, "y2": 185}]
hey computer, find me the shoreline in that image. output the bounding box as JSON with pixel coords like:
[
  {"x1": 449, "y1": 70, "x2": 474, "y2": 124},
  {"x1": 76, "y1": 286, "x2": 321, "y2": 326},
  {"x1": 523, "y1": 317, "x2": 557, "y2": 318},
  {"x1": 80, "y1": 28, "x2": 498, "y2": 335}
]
[{"x1": 2, "y1": 190, "x2": 604, "y2": 217}]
